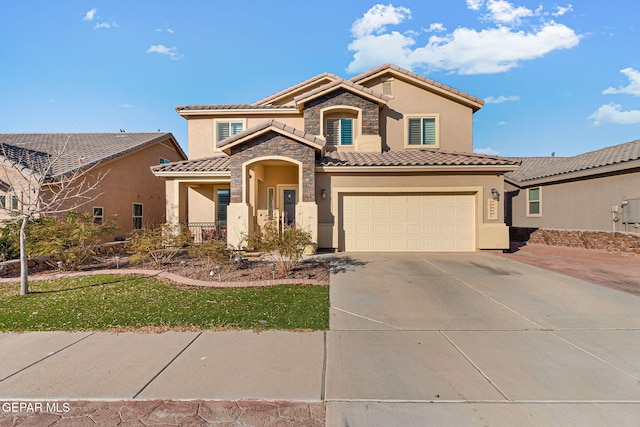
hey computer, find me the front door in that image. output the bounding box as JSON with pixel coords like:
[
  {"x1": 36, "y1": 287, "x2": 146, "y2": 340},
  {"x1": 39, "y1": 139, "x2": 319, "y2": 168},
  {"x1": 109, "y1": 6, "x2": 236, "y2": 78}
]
[{"x1": 283, "y1": 189, "x2": 296, "y2": 226}]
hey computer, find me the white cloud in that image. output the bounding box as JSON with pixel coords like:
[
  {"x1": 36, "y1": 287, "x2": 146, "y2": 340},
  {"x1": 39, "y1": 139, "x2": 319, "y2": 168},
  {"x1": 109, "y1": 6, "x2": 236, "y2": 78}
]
[
  {"x1": 474, "y1": 147, "x2": 500, "y2": 155},
  {"x1": 603, "y1": 68, "x2": 640, "y2": 96},
  {"x1": 427, "y1": 23, "x2": 446, "y2": 33},
  {"x1": 347, "y1": 3, "x2": 581, "y2": 75},
  {"x1": 351, "y1": 4, "x2": 411, "y2": 38},
  {"x1": 589, "y1": 103, "x2": 640, "y2": 125},
  {"x1": 553, "y1": 4, "x2": 573, "y2": 17},
  {"x1": 485, "y1": 0, "x2": 533, "y2": 26},
  {"x1": 146, "y1": 44, "x2": 183, "y2": 60},
  {"x1": 485, "y1": 95, "x2": 520, "y2": 104},
  {"x1": 466, "y1": 0, "x2": 484, "y2": 11},
  {"x1": 498, "y1": 121, "x2": 508, "y2": 125},
  {"x1": 94, "y1": 21, "x2": 118, "y2": 29},
  {"x1": 119, "y1": 104, "x2": 133, "y2": 109},
  {"x1": 83, "y1": 8, "x2": 97, "y2": 21}
]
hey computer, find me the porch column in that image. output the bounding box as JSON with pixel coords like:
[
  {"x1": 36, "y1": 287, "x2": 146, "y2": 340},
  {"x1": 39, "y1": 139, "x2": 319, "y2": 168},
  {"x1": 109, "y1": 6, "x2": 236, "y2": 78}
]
[
  {"x1": 165, "y1": 179, "x2": 184, "y2": 225},
  {"x1": 296, "y1": 202, "x2": 318, "y2": 243},
  {"x1": 227, "y1": 202, "x2": 251, "y2": 249}
]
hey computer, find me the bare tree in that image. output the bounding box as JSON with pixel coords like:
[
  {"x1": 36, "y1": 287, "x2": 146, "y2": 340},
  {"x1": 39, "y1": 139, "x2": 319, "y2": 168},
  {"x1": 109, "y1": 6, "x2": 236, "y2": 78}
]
[{"x1": 0, "y1": 137, "x2": 106, "y2": 295}]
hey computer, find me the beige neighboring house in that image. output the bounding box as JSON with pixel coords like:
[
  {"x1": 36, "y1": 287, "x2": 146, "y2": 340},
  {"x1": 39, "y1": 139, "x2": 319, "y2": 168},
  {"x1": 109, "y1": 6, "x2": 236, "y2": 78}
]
[
  {"x1": 0, "y1": 132, "x2": 186, "y2": 237},
  {"x1": 152, "y1": 64, "x2": 519, "y2": 252},
  {"x1": 505, "y1": 139, "x2": 640, "y2": 234}
]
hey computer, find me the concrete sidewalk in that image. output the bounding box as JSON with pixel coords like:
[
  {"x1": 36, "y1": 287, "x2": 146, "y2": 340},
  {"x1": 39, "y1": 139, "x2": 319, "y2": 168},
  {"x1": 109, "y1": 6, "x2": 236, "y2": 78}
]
[{"x1": 0, "y1": 331, "x2": 326, "y2": 425}]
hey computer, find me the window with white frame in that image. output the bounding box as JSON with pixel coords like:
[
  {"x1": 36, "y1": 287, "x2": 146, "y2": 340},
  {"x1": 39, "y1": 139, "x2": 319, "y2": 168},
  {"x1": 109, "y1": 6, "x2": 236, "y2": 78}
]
[
  {"x1": 527, "y1": 187, "x2": 541, "y2": 216},
  {"x1": 216, "y1": 121, "x2": 244, "y2": 143},
  {"x1": 407, "y1": 116, "x2": 438, "y2": 147},
  {"x1": 0, "y1": 195, "x2": 5, "y2": 209},
  {"x1": 93, "y1": 207, "x2": 104, "y2": 225},
  {"x1": 11, "y1": 195, "x2": 18, "y2": 211},
  {"x1": 132, "y1": 203, "x2": 143, "y2": 229},
  {"x1": 159, "y1": 157, "x2": 170, "y2": 164},
  {"x1": 325, "y1": 118, "x2": 354, "y2": 146}
]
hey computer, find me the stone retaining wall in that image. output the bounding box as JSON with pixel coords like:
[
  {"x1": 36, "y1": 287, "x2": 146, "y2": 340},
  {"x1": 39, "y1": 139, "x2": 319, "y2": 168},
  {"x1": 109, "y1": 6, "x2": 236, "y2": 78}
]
[
  {"x1": 510, "y1": 227, "x2": 640, "y2": 254},
  {"x1": 0, "y1": 241, "x2": 129, "y2": 278}
]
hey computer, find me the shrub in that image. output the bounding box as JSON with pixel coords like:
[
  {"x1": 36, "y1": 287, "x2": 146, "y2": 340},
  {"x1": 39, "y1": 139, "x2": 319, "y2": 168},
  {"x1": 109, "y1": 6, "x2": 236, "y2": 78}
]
[
  {"x1": 26, "y1": 211, "x2": 118, "y2": 270},
  {"x1": 188, "y1": 238, "x2": 229, "y2": 271},
  {"x1": 245, "y1": 221, "x2": 311, "y2": 274},
  {"x1": 129, "y1": 224, "x2": 190, "y2": 268}
]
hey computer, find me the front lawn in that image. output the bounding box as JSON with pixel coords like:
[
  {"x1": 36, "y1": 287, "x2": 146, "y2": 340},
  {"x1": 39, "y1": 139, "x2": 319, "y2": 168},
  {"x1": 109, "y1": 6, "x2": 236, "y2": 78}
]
[{"x1": 0, "y1": 275, "x2": 329, "y2": 331}]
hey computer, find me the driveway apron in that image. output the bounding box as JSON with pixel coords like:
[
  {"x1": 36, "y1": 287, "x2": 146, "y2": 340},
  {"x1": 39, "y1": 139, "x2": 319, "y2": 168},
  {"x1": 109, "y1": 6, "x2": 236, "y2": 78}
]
[{"x1": 325, "y1": 252, "x2": 640, "y2": 427}]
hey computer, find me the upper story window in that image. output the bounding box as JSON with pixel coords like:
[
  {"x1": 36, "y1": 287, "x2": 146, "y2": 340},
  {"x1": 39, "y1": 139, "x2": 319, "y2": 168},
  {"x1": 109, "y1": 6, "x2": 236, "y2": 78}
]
[
  {"x1": 527, "y1": 187, "x2": 541, "y2": 216},
  {"x1": 216, "y1": 120, "x2": 244, "y2": 143},
  {"x1": 159, "y1": 157, "x2": 170, "y2": 165},
  {"x1": 407, "y1": 116, "x2": 438, "y2": 147},
  {"x1": 382, "y1": 78, "x2": 393, "y2": 96},
  {"x1": 325, "y1": 118, "x2": 354, "y2": 146}
]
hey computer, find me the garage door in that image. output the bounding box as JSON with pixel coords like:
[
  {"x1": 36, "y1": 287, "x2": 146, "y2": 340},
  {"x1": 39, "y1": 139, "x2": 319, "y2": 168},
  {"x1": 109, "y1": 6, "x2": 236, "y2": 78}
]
[{"x1": 342, "y1": 194, "x2": 475, "y2": 252}]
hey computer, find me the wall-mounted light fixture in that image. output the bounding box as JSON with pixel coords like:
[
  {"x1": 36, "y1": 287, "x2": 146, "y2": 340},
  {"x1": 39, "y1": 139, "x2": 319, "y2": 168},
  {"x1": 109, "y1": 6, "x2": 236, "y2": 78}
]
[
  {"x1": 491, "y1": 188, "x2": 500, "y2": 201},
  {"x1": 321, "y1": 188, "x2": 327, "y2": 200}
]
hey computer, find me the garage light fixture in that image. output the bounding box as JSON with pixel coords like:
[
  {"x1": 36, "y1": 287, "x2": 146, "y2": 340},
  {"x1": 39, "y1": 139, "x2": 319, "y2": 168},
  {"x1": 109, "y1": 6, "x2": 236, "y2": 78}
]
[
  {"x1": 320, "y1": 188, "x2": 327, "y2": 200},
  {"x1": 491, "y1": 188, "x2": 500, "y2": 201}
]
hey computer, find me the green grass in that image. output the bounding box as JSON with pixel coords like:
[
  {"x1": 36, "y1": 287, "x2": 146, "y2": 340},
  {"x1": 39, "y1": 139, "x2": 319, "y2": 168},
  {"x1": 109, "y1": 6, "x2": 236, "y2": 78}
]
[{"x1": 0, "y1": 275, "x2": 329, "y2": 331}]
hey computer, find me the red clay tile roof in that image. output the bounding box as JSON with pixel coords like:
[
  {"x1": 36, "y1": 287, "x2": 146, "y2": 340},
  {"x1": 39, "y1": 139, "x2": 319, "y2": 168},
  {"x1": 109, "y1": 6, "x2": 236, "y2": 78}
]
[
  {"x1": 152, "y1": 149, "x2": 518, "y2": 174},
  {"x1": 176, "y1": 104, "x2": 296, "y2": 112},
  {"x1": 0, "y1": 133, "x2": 183, "y2": 178},
  {"x1": 318, "y1": 150, "x2": 519, "y2": 168},
  {"x1": 350, "y1": 63, "x2": 484, "y2": 109},
  {"x1": 506, "y1": 140, "x2": 640, "y2": 183},
  {"x1": 217, "y1": 119, "x2": 325, "y2": 150},
  {"x1": 151, "y1": 155, "x2": 231, "y2": 173}
]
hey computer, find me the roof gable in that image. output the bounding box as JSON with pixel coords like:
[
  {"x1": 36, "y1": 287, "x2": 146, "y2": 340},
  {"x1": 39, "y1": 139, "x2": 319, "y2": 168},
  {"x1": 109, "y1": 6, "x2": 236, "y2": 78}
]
[
  {"x1": 217, "y1": 120, "x2": 326, "y2": 154},
  {"x1": 253, "y1": 72, "x2": 341, "y2": 106},
  {"x1": 350, "y1": 64, "x2": 484, "y2": 112},
  {"x1": 293, "y1": 79, "x2": 389, "y2": 110}
]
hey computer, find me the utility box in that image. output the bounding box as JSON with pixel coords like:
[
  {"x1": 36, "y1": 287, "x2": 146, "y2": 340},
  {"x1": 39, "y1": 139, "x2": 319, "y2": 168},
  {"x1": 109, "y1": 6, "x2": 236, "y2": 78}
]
[{"x1": 622, "y1": 198, "x2": 640, "y2": 224}]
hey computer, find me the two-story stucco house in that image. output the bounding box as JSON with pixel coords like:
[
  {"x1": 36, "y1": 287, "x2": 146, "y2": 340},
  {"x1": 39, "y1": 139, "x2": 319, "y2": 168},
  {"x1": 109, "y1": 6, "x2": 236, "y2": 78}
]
[{"x1": 152, "y1": 64, "x2": 519, "y2": 252}]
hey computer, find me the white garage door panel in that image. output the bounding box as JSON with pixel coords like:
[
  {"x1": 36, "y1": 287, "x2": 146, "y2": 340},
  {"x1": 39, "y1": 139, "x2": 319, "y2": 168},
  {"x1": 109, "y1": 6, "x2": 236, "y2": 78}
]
[{"x1": 343, "y1": 194, "x2": 475, "y2": 252}]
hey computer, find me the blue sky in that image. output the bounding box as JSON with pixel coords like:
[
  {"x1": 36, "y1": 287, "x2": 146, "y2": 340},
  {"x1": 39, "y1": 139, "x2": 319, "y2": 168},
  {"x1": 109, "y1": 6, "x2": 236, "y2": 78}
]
[{"x1": 1, "y1": 1, "x2": 640, "y2": 157}]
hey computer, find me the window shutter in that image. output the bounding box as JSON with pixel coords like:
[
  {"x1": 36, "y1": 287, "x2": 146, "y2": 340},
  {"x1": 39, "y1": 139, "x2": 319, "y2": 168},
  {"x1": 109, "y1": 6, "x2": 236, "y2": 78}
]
[
  {"x1": 340, "y1": 118, "x2": 353, "y2": 145},
  {"x1": 217, "y1": 189, "x2": 231, "y2": 222},
  {"x1": 230, "y1": 122, "x2": 243, "y2": 135},
  {"x1": 423, "y1": 118, "x2": 436, "y2": 145},
  {"x1": 217, "y1": 122, "x2": 230, "y2": 142},
  {"x1": 326, "y1": 119, "x2": 339, "y2": 145},
  {"x1": 408, "y1": 118, "x2": 421, "y2": 145}
]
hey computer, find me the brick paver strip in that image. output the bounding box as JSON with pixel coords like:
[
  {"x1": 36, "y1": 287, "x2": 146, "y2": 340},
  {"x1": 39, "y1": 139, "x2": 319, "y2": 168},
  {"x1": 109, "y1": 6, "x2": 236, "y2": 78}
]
[
  {"x1": 0, "y1": 268, "x2": 327, "y2": 287},
  {"x1": 0, "y1": 400, "x2": 326, "y2": 426}
]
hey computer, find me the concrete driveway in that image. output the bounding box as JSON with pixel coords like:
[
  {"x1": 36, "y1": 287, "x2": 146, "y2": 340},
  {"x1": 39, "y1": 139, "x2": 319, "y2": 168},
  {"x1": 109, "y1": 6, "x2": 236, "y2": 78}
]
[{"x1": 326, "y1": 252, "x2": 640, "y2": 426}]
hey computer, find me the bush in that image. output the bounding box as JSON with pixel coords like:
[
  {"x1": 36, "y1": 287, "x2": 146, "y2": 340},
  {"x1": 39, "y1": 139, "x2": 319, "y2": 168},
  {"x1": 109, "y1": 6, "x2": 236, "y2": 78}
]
[
  {"x1": 25, "y1": 211, "x2": 118, "y2": 270},
  {"x1": 188, "y1": 238, "x2": 229, "y2": 271},
  {"x1": 129, "y1": 224, "x2": 190, "y2": 268},
  {"x1": 245, "y1": 222, "x2": 311, "y2": 274},
  {"x1": 0, "y1": 221, "x2": 20, "y2": 261}
]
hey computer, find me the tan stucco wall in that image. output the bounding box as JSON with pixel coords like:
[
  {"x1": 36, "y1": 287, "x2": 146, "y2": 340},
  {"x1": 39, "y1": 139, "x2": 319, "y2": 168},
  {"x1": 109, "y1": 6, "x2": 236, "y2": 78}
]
[
  {"x1": 507, "y1": 170, "x2": 640, "y2": 232},
  {"x1": 361, "y1": 76, "x2": 475, "y2": 153},
  {"x1": 316, "y1": 171, "x2": 508, "y2": 250},
  {"x1": 186, "y1": 115, "x2": 303, "y2": 159},
  {"x1": 75, "y1": 141, "x2": 185, "y2": 238}
]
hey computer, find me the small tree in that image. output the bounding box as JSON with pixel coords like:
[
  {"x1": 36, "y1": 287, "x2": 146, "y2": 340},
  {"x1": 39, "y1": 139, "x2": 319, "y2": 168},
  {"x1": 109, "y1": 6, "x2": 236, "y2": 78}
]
[
  {"x1": 0, "y1": 139, "x2": 105, "y2": 295},
  {"x1": 129, "y1": 224, "x2": 190, "y2": 268},
  {"x1": 246, "y1": 221, "x2": 311, "y2": 275}
]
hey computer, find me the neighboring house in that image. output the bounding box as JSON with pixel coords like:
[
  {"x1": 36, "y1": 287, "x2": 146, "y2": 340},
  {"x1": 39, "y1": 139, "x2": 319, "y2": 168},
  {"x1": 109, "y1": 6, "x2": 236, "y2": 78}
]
[
  {"x1": 152, "y1": 64, "x2": 519, "y2": 252},
  {"x1": 0, "y1": 133, "x2": 186, "y2": 237},
  {"x1": 505, "y1": 139, "x2": 640, "y2": 233}
]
